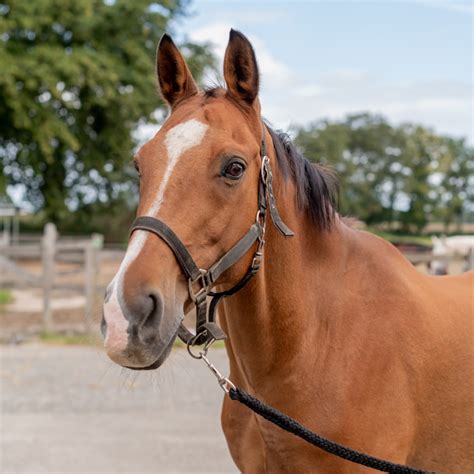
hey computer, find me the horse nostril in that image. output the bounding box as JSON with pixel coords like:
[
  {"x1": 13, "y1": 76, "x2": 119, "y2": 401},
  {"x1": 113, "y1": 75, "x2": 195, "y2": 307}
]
[
  {"x1": 100, "y1": 316, "x2": 107, "y2": 338},
  {"x1": 139, "y1": 291, "x2": 164, "y2": 343},
  {"x1": 149, "y1": 292, "x2": 158, "y2": 315}
]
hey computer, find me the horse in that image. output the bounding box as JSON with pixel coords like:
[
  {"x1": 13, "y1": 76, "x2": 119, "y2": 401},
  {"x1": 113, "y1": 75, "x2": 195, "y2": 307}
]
[
  {"x1": 101, "y1": 30, "x2": 474, "y2": 473},
  {"x1": 431, "y1": 235, "x2": 474, "y2": 275}
]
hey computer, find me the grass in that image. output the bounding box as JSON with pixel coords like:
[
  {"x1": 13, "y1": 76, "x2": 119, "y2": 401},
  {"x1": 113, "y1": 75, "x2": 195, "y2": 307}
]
[
  {"x1": 173, "y1": 338, "x2": 226, "y2": 350},
  {"x1": 0, "y1": 289, "x2": 13, "y2": 305},
  {"x1": 38, "y1": 331, "x2": 101, "y2": 346},
  {"x1": 366, "y1": 229, "x2": 432, "y2": 246},
  {"x1": 38, "y1": 331, "x2": 226, "y2": 349}
]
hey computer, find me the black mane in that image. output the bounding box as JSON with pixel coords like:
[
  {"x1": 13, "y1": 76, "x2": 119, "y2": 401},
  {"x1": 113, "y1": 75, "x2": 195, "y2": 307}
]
[{"x1": 266, "y1": 125, "x2": 338, "y2": 231}]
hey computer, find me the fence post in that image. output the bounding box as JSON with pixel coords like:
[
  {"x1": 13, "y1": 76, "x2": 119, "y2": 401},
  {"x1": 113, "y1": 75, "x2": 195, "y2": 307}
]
[
  {"x1": 42, "y1": 223, "x2": 57, "y2": 333},
  {"x1": 468, "y1": 248, "x2": 474, "y2": 271},
  {"x1": 84, "y1": 233, "x2": 103, "y2": 334}
]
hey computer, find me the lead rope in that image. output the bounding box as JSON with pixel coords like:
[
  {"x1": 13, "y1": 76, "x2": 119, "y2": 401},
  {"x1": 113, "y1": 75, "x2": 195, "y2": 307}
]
[{"x1": 189, "y1": 343, "x2": 434, "y2": 474}]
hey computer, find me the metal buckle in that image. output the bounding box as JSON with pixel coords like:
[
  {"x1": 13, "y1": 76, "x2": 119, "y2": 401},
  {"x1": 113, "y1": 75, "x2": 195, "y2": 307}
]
[
  {"x1": 260, "y1": 155, "x2": 270, "y2": 182},
  {"x1": 188, "y1": 269, "x2": 209, "y2": 304},
  {"x1": 256, "y1": 210, "x2": 267, "y2": 237},
  {"x1": 251, "y1": 251, "x2": 263, "y2": 273},
  {"x1": 251, "y1": 235, "x2": 265, "y2": 272}
]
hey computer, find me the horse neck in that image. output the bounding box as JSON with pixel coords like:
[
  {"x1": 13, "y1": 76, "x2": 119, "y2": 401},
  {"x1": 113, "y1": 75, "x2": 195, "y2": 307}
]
[{"x1": 220, "y1": 160, "x2": 353, "y2": 392}]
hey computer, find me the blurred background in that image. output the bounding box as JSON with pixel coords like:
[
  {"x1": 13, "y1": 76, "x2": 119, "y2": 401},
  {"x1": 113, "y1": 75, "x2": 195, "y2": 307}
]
[{"x1": 1, "y1": 1, "x2": 473, "y2": 473}]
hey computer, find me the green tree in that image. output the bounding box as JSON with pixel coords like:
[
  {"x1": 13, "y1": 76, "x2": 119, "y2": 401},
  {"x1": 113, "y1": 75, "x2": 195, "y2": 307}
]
[
  {"x1": 0, "y1": 0, "x2": 215, "y2": 223},
  {"x1": 295, "y1": 113, "x2": 403, "y2": 225},
  {"x1": 295, "y1": 113, "x2": 473, "y2": 233},
  {"x1": 432, "y1": 137, "x2": 474, "y2": 231},
  {"x1": 397, "y1": 125, "x2": 439, "y2": 232}
]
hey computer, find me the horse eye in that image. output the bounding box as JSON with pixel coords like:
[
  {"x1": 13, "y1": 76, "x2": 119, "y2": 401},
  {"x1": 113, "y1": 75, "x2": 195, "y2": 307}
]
[{"x1": 223, "y1": 161, "x2": 246, "y2": 180}]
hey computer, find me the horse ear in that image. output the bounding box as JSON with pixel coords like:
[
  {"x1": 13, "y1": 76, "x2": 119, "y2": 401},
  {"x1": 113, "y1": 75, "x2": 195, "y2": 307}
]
[
  {"x1": 157, "y1": 34, "x2": 198, "y2": 108},
  {"x1": 223, "y1": 29, "x2": 260, "y2": 105}
]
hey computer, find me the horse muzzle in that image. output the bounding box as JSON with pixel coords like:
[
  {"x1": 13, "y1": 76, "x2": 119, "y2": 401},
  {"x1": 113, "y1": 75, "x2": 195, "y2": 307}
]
[{"x1": 101, "y1": 283, "x2": 181, "y2": 369}]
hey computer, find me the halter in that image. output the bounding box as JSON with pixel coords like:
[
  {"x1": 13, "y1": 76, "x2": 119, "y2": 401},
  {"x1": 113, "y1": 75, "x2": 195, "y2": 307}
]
[{"x1": 130, "y1": 125, "x2": 294, "y2": 346}]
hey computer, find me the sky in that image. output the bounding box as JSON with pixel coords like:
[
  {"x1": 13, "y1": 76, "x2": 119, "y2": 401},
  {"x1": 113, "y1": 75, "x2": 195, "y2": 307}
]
[{"x1": 171, "y1": 0, "x2": 473, "y2": 141}]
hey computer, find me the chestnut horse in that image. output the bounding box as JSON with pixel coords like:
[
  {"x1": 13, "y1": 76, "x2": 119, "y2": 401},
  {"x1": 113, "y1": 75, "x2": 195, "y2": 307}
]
[{"x1": 102, "y1": 30, "x2": 474, "y2": 473}]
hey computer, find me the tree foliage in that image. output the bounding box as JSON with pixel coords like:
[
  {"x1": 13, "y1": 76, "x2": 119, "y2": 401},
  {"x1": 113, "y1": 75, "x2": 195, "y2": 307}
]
[
  {"x1": 295, "y1": 113, "x2": 473, "y2": 233},
  {"x1": 0, "y1": 0, "x2": 215, "y2": 222}
]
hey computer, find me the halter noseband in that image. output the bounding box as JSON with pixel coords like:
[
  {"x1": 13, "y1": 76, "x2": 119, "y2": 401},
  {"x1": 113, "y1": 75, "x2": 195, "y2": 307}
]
[{"x1": 130, "y1": 125, "x2": 294, "y2": 346}]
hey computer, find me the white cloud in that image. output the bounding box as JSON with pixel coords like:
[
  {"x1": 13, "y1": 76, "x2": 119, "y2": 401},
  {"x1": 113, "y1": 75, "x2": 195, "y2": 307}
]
[
  {"x1": 189, "y1": 21, "x2": 292, "y2": 87},
  {"x1": 189, "y1": 22, "x2": 229, "y2": 60},
  {"x1": 416, "y1": 1, "x2": 474, "y2": 15},
  {"x1": 279, "y1": 76, "x2": 473, "y2": 142},
  {"x1": 292, "y1": 84, "x2": 324, "y2": 98},
  {"x1": 188, "y1": 21, "x2": 473, "y2": 142}
]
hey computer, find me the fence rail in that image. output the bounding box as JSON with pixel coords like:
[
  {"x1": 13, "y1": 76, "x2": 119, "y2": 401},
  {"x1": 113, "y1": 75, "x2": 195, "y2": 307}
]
[
  {"x1": 404, "y1": 253, "x2": 467, "y2": 265},
  {"x1": 1, "y1": 228, "x2": 472, "y2": 335},
  {"x1": 0, "y1": 223, "x2": 103, "y2": 334}
]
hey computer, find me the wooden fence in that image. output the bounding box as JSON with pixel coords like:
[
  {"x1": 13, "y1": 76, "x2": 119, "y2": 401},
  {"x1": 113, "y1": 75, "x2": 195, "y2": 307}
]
[
  {"x1": 0, "y1": 223, "x2": 103, "y2": 334},
  {"x1": 1, "y1": 226, "x2": 471, "y2": 335},
  {"x1": 404, "y1": 252, "x2": 473, "y2": 273}
]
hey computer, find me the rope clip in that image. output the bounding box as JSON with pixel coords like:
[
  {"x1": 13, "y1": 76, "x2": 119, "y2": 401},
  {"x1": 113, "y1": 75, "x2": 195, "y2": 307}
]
[
  {"x1": 187, "y1": 337, "x2": 235, "y2": 393},
  {"x1": 200, "y1": 352, "x2": 235, "y2": 393}
]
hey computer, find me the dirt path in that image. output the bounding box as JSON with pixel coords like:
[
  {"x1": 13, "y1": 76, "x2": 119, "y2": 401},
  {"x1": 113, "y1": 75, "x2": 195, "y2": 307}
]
[{"x1": 1, "y1": 344, "x2": 237, "y2": 473}]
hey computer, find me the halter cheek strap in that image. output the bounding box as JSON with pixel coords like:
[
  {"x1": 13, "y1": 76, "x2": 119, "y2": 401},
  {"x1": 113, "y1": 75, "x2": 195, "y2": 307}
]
[
  {"x1": 131, "y1": 217, "x2": 263, "y2": 343},
  {"x1": 259, "y1": 153, "x2": 294, "y2": 238},
  {"x1": 129, "y1": 124, "x2": 293, "y2": 346}
]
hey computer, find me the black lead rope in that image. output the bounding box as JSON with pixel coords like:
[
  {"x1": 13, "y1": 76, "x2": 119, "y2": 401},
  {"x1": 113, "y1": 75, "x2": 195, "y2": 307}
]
[
  {"x1": 228, "y1": 387, "x2": 434, "y2": 474},
  {"x1": 194, "y1": 351, "x2": 434, "y2": 474}
]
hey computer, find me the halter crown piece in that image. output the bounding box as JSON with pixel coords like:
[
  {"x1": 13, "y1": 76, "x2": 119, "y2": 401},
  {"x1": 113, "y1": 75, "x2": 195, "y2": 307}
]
[{"x1": 130, "y1": 123, "x2": 294, "y2": 346}]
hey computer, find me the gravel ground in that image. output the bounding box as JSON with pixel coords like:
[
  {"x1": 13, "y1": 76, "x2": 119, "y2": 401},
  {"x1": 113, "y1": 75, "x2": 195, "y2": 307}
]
[{"x1": 1, "y1": 344, "x2": 237, "y2": 474}]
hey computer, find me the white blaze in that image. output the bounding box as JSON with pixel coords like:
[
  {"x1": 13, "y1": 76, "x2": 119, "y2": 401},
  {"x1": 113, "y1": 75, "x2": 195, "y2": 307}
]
[
  {"x1": 103, "y1": 119, "x2": 208, "y2": 350},
  {"x1": 148, "y1": 119, "x2": 208, "y2": 216}
]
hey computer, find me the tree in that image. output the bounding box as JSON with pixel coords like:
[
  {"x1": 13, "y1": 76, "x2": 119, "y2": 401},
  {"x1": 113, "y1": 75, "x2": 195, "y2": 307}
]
[
  {"x1": 397, "y1": 125, "x2": 440, "y2": 233},
  {"x1": 295, "y1": 113, "x2": 473, "y2": 233},
  {"x1": 295, "y1": 113, "x2": 402, "y2": 225},
  {"x1": 432, "y1": 137, "x2": 474, "y2": 231},
  {"x1": 0, "y1": 0, "x2": 215, "y2": 223}
]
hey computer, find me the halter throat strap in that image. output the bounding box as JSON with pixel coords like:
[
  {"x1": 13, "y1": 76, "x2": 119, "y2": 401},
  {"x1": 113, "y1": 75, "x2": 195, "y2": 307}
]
[{"x1": 129, "y1": 123, "x2": 293, "y2": 346}]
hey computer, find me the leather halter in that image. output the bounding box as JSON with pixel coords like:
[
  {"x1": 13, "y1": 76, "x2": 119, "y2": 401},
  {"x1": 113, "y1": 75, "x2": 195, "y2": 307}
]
[{"x1": 130, "y1": 125, "x2": 294, "y2": 346}]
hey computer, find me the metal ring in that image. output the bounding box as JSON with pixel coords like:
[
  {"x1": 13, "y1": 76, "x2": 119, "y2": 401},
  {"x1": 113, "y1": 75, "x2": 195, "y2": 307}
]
[
  {"x1": 256, "y1": 209, "x2": 266, "y2": 229},
  {"x1": 186, "y1": 331, "x2": 208, "y2": 359},
  {"x1": 186, "y1": 330, "x2": 217, "y2": 359},
  {"x1": 188, "y1": 269, "x2": 209, "y2": 304}
]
